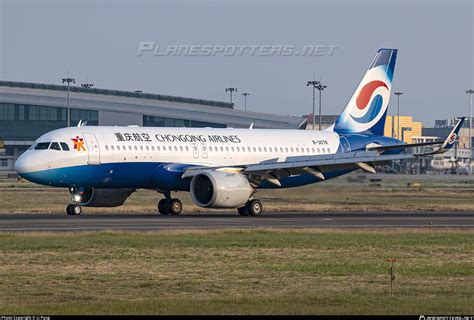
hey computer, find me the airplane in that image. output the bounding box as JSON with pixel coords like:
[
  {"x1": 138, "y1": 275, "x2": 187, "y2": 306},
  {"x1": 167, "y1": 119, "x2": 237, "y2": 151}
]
[{"x1": 14, "y1": 48, "x2": 465, "y2": 216}]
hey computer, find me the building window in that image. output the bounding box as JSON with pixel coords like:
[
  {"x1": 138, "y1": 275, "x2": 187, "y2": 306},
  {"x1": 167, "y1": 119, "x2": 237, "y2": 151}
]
[
  {"x1": 143, "y1": 115, "x2": 226, "y2": 128},
  {"x1": 1, "y1": 159, "x2": 7, "y2": 167}
]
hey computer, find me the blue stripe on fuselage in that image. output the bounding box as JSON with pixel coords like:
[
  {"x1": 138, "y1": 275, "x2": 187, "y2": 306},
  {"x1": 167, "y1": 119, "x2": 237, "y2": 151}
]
[
  {"x1": 20, "y1": 162, "x2": 189, "y2": 190},
  {"x1": 19, "y1": 162, "x2": 355, "y2": 191}
]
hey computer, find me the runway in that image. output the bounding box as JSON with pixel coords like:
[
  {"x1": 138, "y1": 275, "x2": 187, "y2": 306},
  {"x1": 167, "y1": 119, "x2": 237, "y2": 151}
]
[{"x1": 0, "y1": 212, "x2": 473, "y2": 232}]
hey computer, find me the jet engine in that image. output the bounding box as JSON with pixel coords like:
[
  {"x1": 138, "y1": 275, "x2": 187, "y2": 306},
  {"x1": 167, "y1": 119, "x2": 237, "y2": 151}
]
[
  {"x1": 70, "y1": 188, "x2": 135, "y2": 207},
  {"x1": 190, "y1": 171, "x2": 253, "y2": 208}
]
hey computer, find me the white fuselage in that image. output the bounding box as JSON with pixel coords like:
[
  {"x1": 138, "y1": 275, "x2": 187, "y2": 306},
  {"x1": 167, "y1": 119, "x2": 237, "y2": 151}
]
[{"x1": 17, "y1": 126, "x2": 341, "y2": 174}]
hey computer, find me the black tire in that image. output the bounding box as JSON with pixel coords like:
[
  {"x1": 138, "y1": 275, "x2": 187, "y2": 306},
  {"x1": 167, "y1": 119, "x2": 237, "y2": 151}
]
[
  {"x1": 66, "y1": 204, "x2": 75, "y2": 215},
  {"x1": 237, "y1": 206, "x2": 249, "y2": 216},
  {"x1": 158, "y1": 199, "x2": 169, "y2": 215},
  {"x1": 247, "y1": 199, "x2": 263, "y2": 216},
  {"x1": 169, "y1": 199, "x2": 183, "y2": 215},
  {"x1": 73, "y1": 204, "x2": 82, "y2": 215}
]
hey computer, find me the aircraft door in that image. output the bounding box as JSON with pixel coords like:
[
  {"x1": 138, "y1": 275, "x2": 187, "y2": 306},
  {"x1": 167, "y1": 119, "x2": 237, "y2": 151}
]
[
  {"x1": 83, "y1": 133, "x2": 101, "y2": 164},
  {"x1": 192, "y1": 143, "x2": 199, "y2": 158},
  {"x1": 201, "y1": 143, "x2": 208, "y2": 159}
]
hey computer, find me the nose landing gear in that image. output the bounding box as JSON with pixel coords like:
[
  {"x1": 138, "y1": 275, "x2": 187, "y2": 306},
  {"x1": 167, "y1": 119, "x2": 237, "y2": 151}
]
[{"x1": 66, "y1": 203, "x2": 82, "y2": 216}]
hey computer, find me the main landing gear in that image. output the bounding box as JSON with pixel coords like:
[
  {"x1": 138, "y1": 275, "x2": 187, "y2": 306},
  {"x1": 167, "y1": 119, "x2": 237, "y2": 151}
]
[
  {"x1": 237, "y1": 199, "x2": 263, "y2": 217},
  {"x1": 66, "y1": 203, "x2": 82, "y2": 216},
  {"x1": 158, "y1": 191, "x2": 183, "y2": 215}
]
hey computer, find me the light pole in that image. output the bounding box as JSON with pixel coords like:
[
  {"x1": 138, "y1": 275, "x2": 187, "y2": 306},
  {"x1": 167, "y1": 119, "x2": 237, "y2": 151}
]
[
  {"x1": 315, "y1": 82, "x2": 327, "y2": 130},
  {"x1": 394, "y1": 92, "x2": 403, "y2": 139},
  {"x1": 307, "y1": 81, "x2": 319, "y2": 130},
  {"x1": 242, "y1": 92, "x2": 250, "y2": 111},
  {"x1": 81, "y1": 83, "x2": 93, "y2": 88},
  {"x1": 225, "y1": 87, "x2": 237, "y2": 104},
  {"x1": 62, "y1": 77, "x2": 75, "y2": 127},
  {"x1": 466, "y1": 89, "x2": 473, "y2": 174}
]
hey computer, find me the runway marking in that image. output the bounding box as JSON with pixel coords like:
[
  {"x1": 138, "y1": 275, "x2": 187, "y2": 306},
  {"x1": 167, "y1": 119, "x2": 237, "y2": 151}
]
[{"x1": 0, "y1": 212, "x2": 472, "y2": 232}]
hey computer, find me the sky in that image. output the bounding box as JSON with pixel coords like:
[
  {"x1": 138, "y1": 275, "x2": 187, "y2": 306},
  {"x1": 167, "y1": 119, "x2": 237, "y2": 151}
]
[{"x1": 0, "y1": 0, "x2": 472, "y2": 126}]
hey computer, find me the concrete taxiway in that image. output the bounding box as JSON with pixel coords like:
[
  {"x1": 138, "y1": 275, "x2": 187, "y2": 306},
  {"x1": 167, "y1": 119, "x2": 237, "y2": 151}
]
[{"x1": 0, "y1": 212, "x2": 472, "y2": 232}]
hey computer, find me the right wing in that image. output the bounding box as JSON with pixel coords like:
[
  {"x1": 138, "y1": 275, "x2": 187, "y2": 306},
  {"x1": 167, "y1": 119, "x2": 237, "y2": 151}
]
[
  {"x1": 366, "y1": 117, "x2": 465, "y2": 155},
  {"x1": 181, "y1": 118, "x2": 465, "y2": 187}
]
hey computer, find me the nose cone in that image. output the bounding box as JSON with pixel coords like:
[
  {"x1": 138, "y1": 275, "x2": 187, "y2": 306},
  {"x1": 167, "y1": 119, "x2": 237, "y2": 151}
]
[
  {"x1": 14, "y1": 154, "x2": 26, "y2": 175},
  {"x1": 14, "y1": 152, "x2": 33, "y2": 177}
]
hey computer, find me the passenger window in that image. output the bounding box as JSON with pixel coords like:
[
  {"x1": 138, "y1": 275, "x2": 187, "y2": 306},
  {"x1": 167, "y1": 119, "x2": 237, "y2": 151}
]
[
  {"x1": 105, "y1": 145, "x2": 109, "y2": 151},
  {"x1": 231, "y1": 146, "x2": 234, "y2": 152},
  {"x1": 151, "y1": 146, "x2": 155, "y2": 151},
  {"x1": 264, "y1": 147, "x2": 267, "y2": 152},
  {"x1": 128, "y1": 146, "x2": 132, "y2": 151},
  {"x1": 296, "y1": 148, "x2": 299, "y2": 153},
  {"x1": 312, "y1": 148, "x2": 315, "y2": 153},
  {"x1": 140, "y1": 146, "x2": 143, "y2": 151},
  {"x1": 220, "y1": 146, "x2": 223, "y2": 152},
  {"x1": 285, "y1": 147, "x2": 288, "y2": 152},
  {"x1": 174, "y1": 146, "x2": 177, "y2": 151},
  {"x1": 111, "y1": 146, "x2": 115, "y2": 151},
  {"x1": 180, "y1": 146, "x2": 183, "y2": 151},
  {"x1": 236, "y1": 147, "x2": 240, "y2": 152},
  {"x1": 50, "y1": 142, "x2": 61, "y2": 151},
  {"x1": 60, "y1": 142, "x2": 70, "y2": 151},
  {"x1": 185, "y1": 146, "x2": 189, "y2": 151},
  {"x1": 34, "y1": 142, "x2": 50, "y2": 150},
  {"x1": 258, "y1": 147, "x2": 262, "y2": 152},
  {"x1": 226, "y1": 146, "x2": 229, "y2": 152},
  {"x1": 146, "y1": 146, "x2": 149, "y2": 151},
  {"x1": 134, "y1": 146, "x2": 138, "y2": 151}
]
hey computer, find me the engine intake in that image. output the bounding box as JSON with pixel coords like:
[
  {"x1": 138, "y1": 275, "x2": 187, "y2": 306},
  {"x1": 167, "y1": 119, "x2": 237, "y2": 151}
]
[
  {"x1": 71, "y1": 188, "x2": 135, "y2": 207},
  {"x1": 190, "y1": 171, "x2": 253, "y2": 208}
]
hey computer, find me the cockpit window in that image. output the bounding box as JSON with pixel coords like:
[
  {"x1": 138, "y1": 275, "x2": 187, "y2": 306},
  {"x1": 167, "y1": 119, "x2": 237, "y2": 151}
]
[
  {"x1": 60, "y1": 142, "x2": 70, "y2": 151},
  {"x1": 50, "y1": 142, "x2": 61, "y2": 151},
  {"x1": 34, "y1": 142, "x2": 50, "y2": 150},
  {"x1": 28, "y1": 143, "x2": 36, "y2": 150}
]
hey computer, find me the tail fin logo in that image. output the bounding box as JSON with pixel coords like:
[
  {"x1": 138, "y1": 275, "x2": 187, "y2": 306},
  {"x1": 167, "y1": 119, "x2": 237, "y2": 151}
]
[
  {"x1": 350, "y1": 80, "x2": 389, "y2": 124},
  {"x1": 448, "y1": 133, "x2": 457, "y2": 145},
  {"x1": 334, "y1": 48, "x2": 397, "y2": 135}
]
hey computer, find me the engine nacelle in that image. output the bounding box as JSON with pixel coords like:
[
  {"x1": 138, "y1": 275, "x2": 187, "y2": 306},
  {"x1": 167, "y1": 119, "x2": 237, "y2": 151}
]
[
  {"x1": 71, "y1": 188, "x2": 135, "y2": 207},
  {"x1": 190, "y1": 171, "x2": 253, "y2": 208}
]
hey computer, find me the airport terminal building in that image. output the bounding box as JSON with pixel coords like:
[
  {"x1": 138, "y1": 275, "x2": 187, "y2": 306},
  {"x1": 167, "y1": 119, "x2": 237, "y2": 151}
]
[{"x1": 0, "y1": 81, "x2": 304, "y2": 172}]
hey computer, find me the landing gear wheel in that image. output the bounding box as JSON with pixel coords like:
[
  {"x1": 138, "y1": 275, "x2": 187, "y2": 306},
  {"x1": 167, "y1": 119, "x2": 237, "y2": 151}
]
[
  {"x1": 66, "y1": 204, "x2": 74, "y2": 215},
  {"x1": 237, "y1": 206, "x2": 249, "y2": 216},
  {"x1": 66, "y1": 204, "x2": 82, "y2": 215},
  {"x1": 169, "y1": 199, "x2": 183, "y2": 215},
  {"x1": 158, "y1": 199, "x2": 170, "y2": 215},
  {"x1": 73, "y1": 204, "x2": 82, "y2": 215},
  {"x1": 246, "y1": 199, "x2": 263, "y2": 216}
]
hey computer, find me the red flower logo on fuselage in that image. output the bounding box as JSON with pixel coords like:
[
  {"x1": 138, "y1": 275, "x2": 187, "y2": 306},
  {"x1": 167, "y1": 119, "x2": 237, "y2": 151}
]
[{"x1": 72, "y1": 136, "x2": 86, "y2": 151}]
